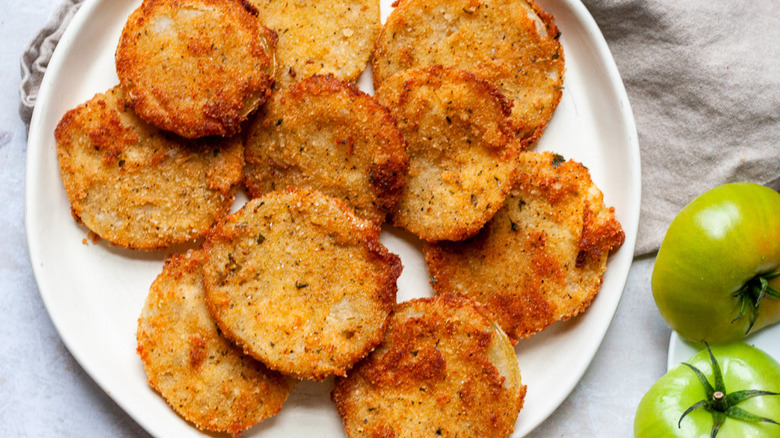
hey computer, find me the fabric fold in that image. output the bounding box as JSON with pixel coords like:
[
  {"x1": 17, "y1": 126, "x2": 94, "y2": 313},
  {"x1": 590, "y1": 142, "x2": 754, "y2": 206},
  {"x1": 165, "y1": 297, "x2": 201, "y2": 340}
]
[{"x1": 19, "y1": 0, "x2": 84, "y2": 128}]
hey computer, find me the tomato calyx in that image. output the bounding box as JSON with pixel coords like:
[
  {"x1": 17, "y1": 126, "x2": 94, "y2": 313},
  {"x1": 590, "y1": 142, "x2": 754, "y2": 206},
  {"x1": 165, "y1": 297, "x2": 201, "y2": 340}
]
[
  {"x1": 678, "y1": 343, "x2": 780, "y2": 437},
  {"x1": 733, "y1": 270, "x2": 780, "y2": 335}
]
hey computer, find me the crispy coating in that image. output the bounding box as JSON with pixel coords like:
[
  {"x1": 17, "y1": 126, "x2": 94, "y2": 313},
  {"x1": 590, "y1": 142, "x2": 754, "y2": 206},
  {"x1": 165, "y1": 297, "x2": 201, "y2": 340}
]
[
  {"x1": 372, "y1": 0, "x2": 564, "y2": 146},
  {"x1": 116, "y1": 0, "x2": 276, "y2": 138},
  {"x1": 332, "y1": 293, "x2": 526, "y2": 438},
  {"x1": 202, "y1": 189, "x2": 402, "y2": 380},
  {"x1": 424, "y1": 151, "x2": 625, "y2": 342},
  {"x1": 374, "y1": 65, "x2": 520, "y2": 242},
  {"x1": 244, "y1": 74, "x2": 408, "y2": 225},
  {"x1": 54, "y1": 86, "x2": 243, "y2": 250},
  {"x1": 137, "y1": 250, "x2": 294, "y2": 436},
  {"x1": 248, "y1": 0, "x2": 380, "y2": 88}
]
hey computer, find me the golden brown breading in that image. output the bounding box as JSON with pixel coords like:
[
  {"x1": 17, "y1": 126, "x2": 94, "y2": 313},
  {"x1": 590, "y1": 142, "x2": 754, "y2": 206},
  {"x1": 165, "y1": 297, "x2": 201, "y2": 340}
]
[
  {"x1": 374, "y1": 65, "x2": 520, "y2": 242},
  {"x1": 115, "y1": 0, "x2": 276, "y2": 138},
  {"x1": 248, "y1": 0, "x2": 380, "y2": 88},
  {"x1": 332, "y1": 293, "x2": 525, "y2": 438},
  {"x1": 372, "y1": 0, "x2": 564, "y2": 146},
  {"x1": 201, "y1": 189, "x2": 402, "y2": 380},
  {"x1": 243, "y1": 74, "x2": 408, "y2": 225},
  {"x1": 424, "y1": 151, "x2": 625, "y2": 342},
  {"x1": 54, "y1": 85, "x2": 243, "y2": 250},
  {"x1": 137, "y1": 250, "x2": 295, "y2": 436}
]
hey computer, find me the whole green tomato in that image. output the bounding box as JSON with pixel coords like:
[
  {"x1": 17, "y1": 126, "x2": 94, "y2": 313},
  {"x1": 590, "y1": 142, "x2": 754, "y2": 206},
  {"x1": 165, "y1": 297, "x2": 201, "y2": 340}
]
[
  {"x1": 635, "y1": 343, "x2": 780, "y2": 437},
  {"x1": 652, "y1": 182, "x2": 780, "y2": 343}
]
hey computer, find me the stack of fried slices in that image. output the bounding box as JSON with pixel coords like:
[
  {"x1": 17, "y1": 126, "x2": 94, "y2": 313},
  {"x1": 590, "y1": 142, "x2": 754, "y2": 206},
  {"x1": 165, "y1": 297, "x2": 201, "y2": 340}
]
[{"x1": 54, "y1": 0, "x2": 624, "y2": 436}]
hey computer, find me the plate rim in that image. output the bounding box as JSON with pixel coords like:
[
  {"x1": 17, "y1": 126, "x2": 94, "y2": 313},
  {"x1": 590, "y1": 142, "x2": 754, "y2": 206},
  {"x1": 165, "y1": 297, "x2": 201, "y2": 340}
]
[{"x1": 520, "y1": 0, "x2": 641, "y2": 429}]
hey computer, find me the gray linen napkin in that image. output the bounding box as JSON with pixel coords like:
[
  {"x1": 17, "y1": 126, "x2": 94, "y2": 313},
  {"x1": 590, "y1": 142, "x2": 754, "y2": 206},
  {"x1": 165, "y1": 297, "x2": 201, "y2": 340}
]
[
  {"x1": 20, "y1": 0, "x2": 779, "y2": 256},
  {"x1": 582, "y1": 0, "x2": 780, "y2": 254},
  {"x1": 19, "y1": 0, "x2": 84, "y2": 125}
]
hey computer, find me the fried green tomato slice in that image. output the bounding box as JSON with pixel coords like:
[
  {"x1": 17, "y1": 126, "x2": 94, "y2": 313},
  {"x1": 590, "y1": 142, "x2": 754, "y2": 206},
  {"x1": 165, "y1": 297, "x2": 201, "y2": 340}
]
[
  {"x1": 116, "y1": 0, "x2": 276, "y2": 138},
  {"x1": 248, "y1": 0, "x2": 380, "y2": 88},
  {"x1": 374, "y1": 65, "x2": 520, "y2": 241},
  {"x1": 424, "y1": 151, "x2": 625, "y2": 342},
  {"x1": 137, "y1": 250, "x2": 294, "y2": 436},
  {"x1": 54, "y1": 85, "x2": 243, "y2": 250},
  {"x1": 332, "y1": 293, "x2": 526, "y2": 438},
  {"x1": 244, "y1": 74, "x2": 408, "y2": 225},
  {"x1": 372, "y1": 0, "x2": 564, "y2": 146},
  {"x1": 202, "y1": 189, "x2": 402, "y2": 380}
]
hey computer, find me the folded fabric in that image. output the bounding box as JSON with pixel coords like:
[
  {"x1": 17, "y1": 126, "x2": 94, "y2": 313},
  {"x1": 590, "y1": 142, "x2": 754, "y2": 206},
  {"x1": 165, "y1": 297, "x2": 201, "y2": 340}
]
[
  {"x1": 19, "y1": 0, "x2": 83, "y2": 128},
  {"x1": 583, "y1": 0, "x2": 780, "y2": 255},
  {"x1": 20, "y1": 0, "x2": 779, "y2": 256}
]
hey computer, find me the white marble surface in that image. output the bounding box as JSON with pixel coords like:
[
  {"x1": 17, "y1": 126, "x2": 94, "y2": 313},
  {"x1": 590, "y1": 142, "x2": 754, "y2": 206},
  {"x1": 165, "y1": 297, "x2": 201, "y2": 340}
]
[{"x1": 0, "y1": 1, "x2": 670, "y2": 436}]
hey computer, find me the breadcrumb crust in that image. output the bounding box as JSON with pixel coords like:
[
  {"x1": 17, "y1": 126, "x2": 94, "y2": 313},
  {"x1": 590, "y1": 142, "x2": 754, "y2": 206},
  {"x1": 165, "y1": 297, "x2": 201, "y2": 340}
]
[
  {"x1": 137, "y1": 250, "x2": 294, "y2": 436},
  {"x1": 55, "y1": 85, "x2": 243, "y2": 250},
  {"x1": 202, "y1": 189, "x2": 402, "y2": 380},
  {"x1": 332, "y1": 293, "x2": 526, "y2": 438},
  {"x1": 248, "y1": 0, "x2": 380, "y2": 88},
  {"x1": 244, "y1": 74, "x2": 408, "y2": 225},
  {"x1": 372, "y1": 0, "x2": 565, "y2": 147},
  {"x1": 375, "y1": 65, "x2": 520, "y2": 242},
  {"x1": 424, "y1": 151, "x2": 624, "y2": 342},
  {"x1": 116, "y1": 0, "x2": 277, "y2": 138}
]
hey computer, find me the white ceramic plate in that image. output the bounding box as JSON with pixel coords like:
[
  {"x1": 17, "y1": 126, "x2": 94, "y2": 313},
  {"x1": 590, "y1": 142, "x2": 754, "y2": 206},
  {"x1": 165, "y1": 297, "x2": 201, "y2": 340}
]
[
  {"x1": 668, "y1": 329, "x2": 780, "y2": 371},
  {"x1": 25, "y1": 0, "x2": 640, "y2": 436}
]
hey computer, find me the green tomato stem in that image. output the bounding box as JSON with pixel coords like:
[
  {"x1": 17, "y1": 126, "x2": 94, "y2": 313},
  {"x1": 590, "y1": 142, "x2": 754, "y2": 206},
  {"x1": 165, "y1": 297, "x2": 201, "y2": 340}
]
[
  {"x1": 711, "y1": 391, "x2": 727, "y2": 412},
  {"x1": 732, "y1": 270, "x2": 780, "y2": 335},
  {"x1": 679, "y1": 343, "x2": 780, "y2": 437}
]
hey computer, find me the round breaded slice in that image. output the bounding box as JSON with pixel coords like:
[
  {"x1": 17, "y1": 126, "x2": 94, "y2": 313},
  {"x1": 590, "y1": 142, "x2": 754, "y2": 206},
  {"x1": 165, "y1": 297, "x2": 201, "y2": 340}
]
[
  {"x1": 424, "y1": 151, "x2": 625, "y2": 343},
  {"x1": 54, "y1": 85, "x2": 243, "y2": 250},
  {"x1": 374, "y1": 65, "x2": 520, "y2": 242},
  {"x1": 137, "y1": 250, "x2": 295, "y2": 436},
  {"x1": 248, "y1": 0, "x2": 380, "y2": 89},
  {"x1": 244, "y1": 74, "x2": 408, "y2": 225},
  {"x1": 116, "y1": 0, "x2": 276, "y2": 138},
  {"x1": 372, "y1": 0, "x2": 564, "y2": 146},
  {"x1": 202, "y1": 188, "x2": 403, "y2": 380},
  {"x1": 332, "y1": 293, "x2": 526, "y2": 438}
]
